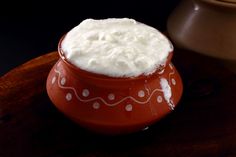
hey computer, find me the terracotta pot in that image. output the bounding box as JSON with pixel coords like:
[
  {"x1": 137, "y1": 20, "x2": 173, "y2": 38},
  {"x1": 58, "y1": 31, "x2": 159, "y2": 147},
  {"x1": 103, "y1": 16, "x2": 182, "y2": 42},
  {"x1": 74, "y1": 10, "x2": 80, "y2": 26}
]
[
  {"x1": 167, "y1": 0, "x2": 236, "y2": 60},
  {"x1": 46, "y1": 36, "x2": 183, "y2": 135}
]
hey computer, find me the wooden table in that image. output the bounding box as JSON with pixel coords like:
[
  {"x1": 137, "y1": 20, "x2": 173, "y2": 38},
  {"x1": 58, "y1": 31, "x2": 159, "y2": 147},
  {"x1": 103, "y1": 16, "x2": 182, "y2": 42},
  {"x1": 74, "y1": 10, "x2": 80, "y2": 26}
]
[{"x1": 1, "y1": 49, "x2": 236, "y2": 157}]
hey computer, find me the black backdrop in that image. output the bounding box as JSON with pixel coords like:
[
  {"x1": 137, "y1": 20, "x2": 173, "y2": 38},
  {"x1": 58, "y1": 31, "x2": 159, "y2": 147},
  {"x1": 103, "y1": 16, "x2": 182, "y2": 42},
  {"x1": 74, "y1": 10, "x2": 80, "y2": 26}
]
[{"x1": 0, "y1": 0, "x2": 180, "y2": 75}]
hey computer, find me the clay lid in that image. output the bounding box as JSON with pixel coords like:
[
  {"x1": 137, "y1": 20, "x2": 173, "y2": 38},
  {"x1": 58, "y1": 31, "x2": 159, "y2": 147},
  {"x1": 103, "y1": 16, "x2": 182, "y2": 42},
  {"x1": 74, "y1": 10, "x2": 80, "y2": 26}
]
[{"x1": 217, "y1": 0, "x2": 236, "y2": 3}]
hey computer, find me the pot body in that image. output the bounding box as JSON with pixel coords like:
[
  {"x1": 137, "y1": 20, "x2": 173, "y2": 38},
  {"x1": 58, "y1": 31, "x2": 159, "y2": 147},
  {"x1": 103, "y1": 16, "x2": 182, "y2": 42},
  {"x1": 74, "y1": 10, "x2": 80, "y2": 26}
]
[
  {"x1": 168, "y1": 0, "x2": 236, "y2": 60},
  {"x1": 46, "y1": 58, "x2": 183, "y2": 134}
]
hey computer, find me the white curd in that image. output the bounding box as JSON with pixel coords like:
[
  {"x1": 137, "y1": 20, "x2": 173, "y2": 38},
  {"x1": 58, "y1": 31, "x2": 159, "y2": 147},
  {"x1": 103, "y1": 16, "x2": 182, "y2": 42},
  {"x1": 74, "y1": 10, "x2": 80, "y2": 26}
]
[{"x1": 61, "y1": 18, "x2": 173, "y2": 77}]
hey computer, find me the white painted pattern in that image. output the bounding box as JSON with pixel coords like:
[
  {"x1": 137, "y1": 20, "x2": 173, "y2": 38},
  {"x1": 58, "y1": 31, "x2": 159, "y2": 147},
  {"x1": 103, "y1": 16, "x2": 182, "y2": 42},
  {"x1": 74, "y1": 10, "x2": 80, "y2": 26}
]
[
  {"x1": 138, "y1": 90, "x2": 145, "y2": 97},
  {"x1": 157, "y1": 95, "x2": 163, "y2": 103},
  {"x1": 55, "y1": 70, "x2": 163, "y2": 106},
  {"x1": 93, "y1": 102, "x2": 100, "y2": 109},
  {"x1": 60, "y1": 77, "x2": 66, "y2": 85},
  {"x1": 82, "y1": 89, "x2": 90, "y2": 97},
  {"x1": 108, "y1": 93, "x2": 115, "y2": 100},
  {"x1": 52, "y1": 76, "x2": 56, "y2": 84},
  {"x1": 168, "y1": 64, "x2": 175, "y2": 84},
  {"x1": 144, "y1": 84, "x2": 150, "y2": 95},
  {"x1": 54, "y1": 62, "x2": 176, "y2": 109},
  {"x1": 171, "y1": 78, "x2": 176, "y2": 85},
  {"x1": 125, "y1": 104, "x2": 133, "y2": 111},
  {"x1": 66, "y1": 93, "x2": 72, "y2": 101}
]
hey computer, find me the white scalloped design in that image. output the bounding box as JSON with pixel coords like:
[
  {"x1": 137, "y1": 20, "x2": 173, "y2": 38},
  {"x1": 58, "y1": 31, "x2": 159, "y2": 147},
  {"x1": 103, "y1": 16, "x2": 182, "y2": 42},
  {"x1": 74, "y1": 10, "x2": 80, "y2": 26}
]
[{"x1": 53, "y1": 63, "x2": 176, "y2": 111}]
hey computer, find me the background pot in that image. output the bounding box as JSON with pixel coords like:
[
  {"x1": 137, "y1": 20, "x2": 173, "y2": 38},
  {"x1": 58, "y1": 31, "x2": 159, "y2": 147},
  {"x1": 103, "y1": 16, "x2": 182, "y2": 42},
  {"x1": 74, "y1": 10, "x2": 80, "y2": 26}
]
[{"x1": 167, "y1": 0, "x2": 236, "y2": 60}]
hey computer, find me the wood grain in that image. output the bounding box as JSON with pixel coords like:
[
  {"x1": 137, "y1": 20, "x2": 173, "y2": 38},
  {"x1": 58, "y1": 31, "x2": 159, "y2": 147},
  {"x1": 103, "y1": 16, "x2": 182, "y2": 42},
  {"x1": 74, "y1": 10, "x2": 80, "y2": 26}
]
[
  {"x1": 1, "y1": 50, "x2": 236, "y2": 157},
  {"x1": 0, "y1": 52, "x2": 58, "y2": 116}
]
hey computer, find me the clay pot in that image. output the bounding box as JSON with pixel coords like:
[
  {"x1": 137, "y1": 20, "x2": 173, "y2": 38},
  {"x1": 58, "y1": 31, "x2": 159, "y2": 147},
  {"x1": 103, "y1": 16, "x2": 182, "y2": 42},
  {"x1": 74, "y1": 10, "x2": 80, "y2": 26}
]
[
  {"x1": 167, "y1": 0, "x2": 236, "y2": 60},
  {"x1": 46, "y1": 36, "x2": 183, "y2": 135}
]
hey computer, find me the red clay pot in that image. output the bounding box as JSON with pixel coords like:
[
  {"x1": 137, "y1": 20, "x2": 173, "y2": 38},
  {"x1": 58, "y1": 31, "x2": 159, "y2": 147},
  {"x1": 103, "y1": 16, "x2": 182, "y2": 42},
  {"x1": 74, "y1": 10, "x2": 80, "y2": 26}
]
[{"x1": 46, "y1": 36, "x2": 183, "y2": 135}]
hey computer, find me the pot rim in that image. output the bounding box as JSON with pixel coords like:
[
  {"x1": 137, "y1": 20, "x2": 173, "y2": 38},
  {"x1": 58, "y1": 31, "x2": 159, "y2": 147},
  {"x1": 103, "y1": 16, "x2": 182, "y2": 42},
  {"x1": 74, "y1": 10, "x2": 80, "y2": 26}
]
[
  {"x1": 197, "y1": 0, "x2": 236, "y2": 9},
  {"x1": 58, "y1": 34, "x2": 173, "y2": 82}
]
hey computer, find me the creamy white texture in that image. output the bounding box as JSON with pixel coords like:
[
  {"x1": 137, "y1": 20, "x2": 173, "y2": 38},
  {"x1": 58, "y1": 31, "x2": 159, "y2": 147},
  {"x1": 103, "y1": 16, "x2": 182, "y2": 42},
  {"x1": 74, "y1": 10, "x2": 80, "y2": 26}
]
[{"x1": 61, "y1": 18, "x2": 173, "y2": 77}]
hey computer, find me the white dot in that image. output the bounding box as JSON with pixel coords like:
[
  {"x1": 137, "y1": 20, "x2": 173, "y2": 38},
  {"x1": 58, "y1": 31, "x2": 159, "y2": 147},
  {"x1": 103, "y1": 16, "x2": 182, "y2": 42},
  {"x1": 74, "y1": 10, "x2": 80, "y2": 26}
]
[
  {"x1": 82, "y1": 89, "x2": 90, "y2": 97},
  {"x1": 157, "y1": 96, "x2": 163, "y2": 103},
  {"x1": 171, "y1": 78, "x2": 176, "y2": 85},
  {"x1": 125, "y1": 104, "x2": 133, "y2": 112},
  {"x1": 108, "y1": 93, "x2": 115, "y2": 100},
  {"x1": 60, "y1": 77, "x2": 66, "y2": 85},
  {"x1": 138, "y1": 90, "x2": 145, "y2": 98},
  {"x1": 51, "y1": 76, "x2": 56, "y2": 84},
  {"x1": 66, "y1": 93, "x2": 72, "y2": 101},
  {"x1": 93, "y1": 102, "x2": 100, "y2": 109}
]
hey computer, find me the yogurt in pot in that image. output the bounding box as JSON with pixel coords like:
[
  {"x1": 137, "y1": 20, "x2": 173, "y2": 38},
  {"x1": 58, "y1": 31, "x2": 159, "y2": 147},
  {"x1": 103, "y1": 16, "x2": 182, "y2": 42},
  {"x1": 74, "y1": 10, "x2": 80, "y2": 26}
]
[
  {"x1": 61, "y1": 18, "x2": 173, "y2": 77},
  {"x1": 47, "y1": 18, "x2": 182, "y2": 135}
]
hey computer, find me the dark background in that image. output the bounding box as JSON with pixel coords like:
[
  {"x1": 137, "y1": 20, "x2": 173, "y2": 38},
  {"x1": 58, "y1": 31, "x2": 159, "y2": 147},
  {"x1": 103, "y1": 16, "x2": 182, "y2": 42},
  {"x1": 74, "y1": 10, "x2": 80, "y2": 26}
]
[{"x1": 0, "y1": 1, "x2": 180, "y2": 76}]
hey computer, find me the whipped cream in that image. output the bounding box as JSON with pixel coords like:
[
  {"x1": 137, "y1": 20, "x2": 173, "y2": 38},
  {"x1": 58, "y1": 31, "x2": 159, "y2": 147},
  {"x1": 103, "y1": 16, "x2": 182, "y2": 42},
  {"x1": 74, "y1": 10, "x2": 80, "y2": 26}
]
[{"x1": 61, "y1": 18, "x2": 173, "y2": 77}]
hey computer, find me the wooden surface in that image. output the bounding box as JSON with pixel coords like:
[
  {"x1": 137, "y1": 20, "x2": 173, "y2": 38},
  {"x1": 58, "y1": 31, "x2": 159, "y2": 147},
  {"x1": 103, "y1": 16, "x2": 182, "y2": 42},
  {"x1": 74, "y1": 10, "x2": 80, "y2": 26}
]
[{"x1": 1, "y1": 50, "x2": 236, "y2": 157}]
